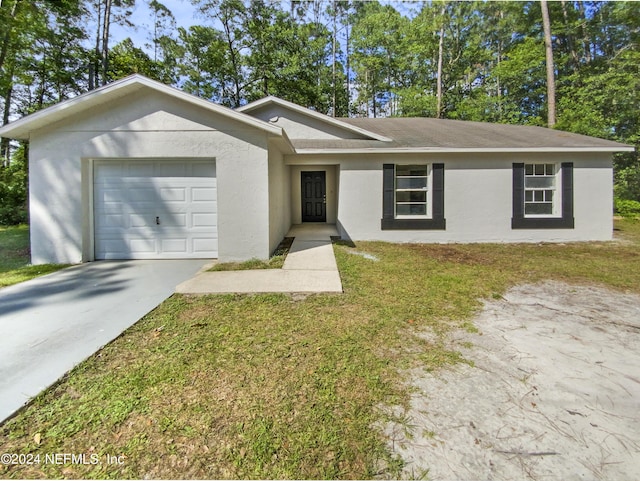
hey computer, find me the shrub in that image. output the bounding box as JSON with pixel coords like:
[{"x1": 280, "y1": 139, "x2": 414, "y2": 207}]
[
  {"x1": 0, "y1": 145, "x2": 28, "y2": 226},
  {"x1": 614, "y1": 198, "x2": 640, "y2": 218}
]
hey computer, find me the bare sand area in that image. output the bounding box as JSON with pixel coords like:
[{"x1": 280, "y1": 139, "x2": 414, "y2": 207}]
[{"x1": 386, "y1": 281, "x2": 640, "y2": 481}]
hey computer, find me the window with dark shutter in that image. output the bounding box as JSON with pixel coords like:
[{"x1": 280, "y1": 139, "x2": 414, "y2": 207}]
[
  {"x1": 512, "y1": 162, "x2": 574, "y2": 229},
  {"x1": 381, "y1": 163, "x2": 446, "y2": 230}
]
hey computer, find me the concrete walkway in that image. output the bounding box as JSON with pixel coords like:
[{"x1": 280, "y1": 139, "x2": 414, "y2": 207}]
[
  {"x1": 0, "y1": 259, "x2": 209, "y2": 422},
  {"x1": 176, "y1": 224, "x2": 343, "y2": 294}
]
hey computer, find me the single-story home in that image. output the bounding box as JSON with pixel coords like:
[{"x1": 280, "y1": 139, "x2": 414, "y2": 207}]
[{"x1": 0, "y1": 74, "x2": 634, "y2": 264}]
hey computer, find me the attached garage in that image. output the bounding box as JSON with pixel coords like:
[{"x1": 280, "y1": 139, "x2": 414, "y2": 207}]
[{"x1": 93, "y1": 160, "x2": 218, "y2": 259}]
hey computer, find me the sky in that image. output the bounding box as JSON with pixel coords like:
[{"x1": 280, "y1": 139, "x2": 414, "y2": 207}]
[
  {"x1": 108, "y1": 0, "x2": 419, "y2": 56},
  {"x1": 110, "y1": 0, "x2": 200, "y2": 54}
]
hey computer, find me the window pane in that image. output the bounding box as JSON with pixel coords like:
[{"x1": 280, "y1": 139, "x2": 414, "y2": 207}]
[
  {"x1": 525, "y1": 164, "x2": 534, "y2": 176},
  {"x1": 525, "y1": 177, "x2": 555, "y2": 188},
  {"x1": 545, "y1": 164, "x2": 555, "y2": 175},
  {"x1": 525, "y1": 203, "x2": 553, "y2": 215},
  {"x1": 396, "y1": 177, "x2": 427, "y2": 190},
  {"x1": 396, "y1": 191, "x2": 427, "y2": 202},
  {"x1": 534, "y1": 191, "x2": 544, "y2": 202},
  {"x1": 397, "y1": 203, "x2": 427, "y2": 216},
  {"x1": 525, "y1": 191, "x2": 533, "y2": 202},
  {"x1": 534, "y1": 164, "x2": 545, "y2": 175},
  {"x1": 396, "y1": 165, "x2": 427, "y2": 176},
  {"x1": 544, "y1": 190, "x2": 554, "y2": 202}
]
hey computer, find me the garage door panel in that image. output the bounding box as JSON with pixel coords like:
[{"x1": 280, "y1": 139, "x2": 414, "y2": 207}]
[
  {"x1": 160, "y1": 187, "x2": 186, "y2": 202},
  {"x1": 156, "y1": 213, "x2": 188, "y2": 228},
  {"x1": 192, "y1": 163, "x2": 216, "y2": 177},
  {"x1": 102, "y1": 214, "x2": 125, "y2": 228},
  {"x1": 94, "y1": 160, "x2": 218, "y2": 259},
  {"x1": 192, "y1": 187, "x2": 216, "y2": 202},
  {"x1": 193, "y1": 237, "x2": 218, "y2": 254},
  {"x1": 192, "y1": 213, "x2": 216, "y2": 227},
  {"x1": 129, "y1": 238, "x2": 157, "y2": 254},
  {"x1": 129, "y1": 214, "x2": 153, "y2": 228},
  {"x1": 161, "y1": 238, "x2": 188, "y2": 253},
  {"x1": 128, "y1": 188, "x2": 158, "y2": 202}
]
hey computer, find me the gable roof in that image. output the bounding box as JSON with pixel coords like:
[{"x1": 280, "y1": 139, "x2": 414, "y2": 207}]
[
  {"x1": 0, "y1": 75, "x2": 633, "y2": 154},
  {"x1": 291, "y1": 117, "x2": 635, "y2": 153},
  {"x1": 0, "y1": 74, "x2": 285, "y2": 140},
  {"x1": 236, "y1": 96, "x2": 393, "y2": 142}
]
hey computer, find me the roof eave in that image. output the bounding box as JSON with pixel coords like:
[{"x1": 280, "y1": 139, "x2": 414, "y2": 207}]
[{"x1": 293, "y1": 146, "x2": 636, "y2": 155}]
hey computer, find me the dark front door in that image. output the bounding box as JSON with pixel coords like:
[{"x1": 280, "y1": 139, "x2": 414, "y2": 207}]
[{"x1": 301, "y1": 171, "x2": 326, "y2": 222}]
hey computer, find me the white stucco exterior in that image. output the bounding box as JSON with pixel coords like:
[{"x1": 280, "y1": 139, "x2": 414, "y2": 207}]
[
  {"x1": 0, "y1": 75, "x2": 631, "y2": 265},
  {"x1": 27, "y1": 87, "x2": 275, "y2": 263}
]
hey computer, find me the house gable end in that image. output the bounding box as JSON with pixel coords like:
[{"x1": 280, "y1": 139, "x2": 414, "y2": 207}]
[
  {"x1": 237, "y1": 97, "x2": 391, "y2": 141},
  {"x1": 0, "y1": 74, "x2": 282, "y2": 140},
  {"x1": 38, "y1": 89, "x2": 260, "y2": 137}
]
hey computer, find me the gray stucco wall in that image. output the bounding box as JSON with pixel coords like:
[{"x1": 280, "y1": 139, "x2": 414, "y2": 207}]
[
  {"x1": 243, "y1": 104, "x2": 367, "y2": 140},
  {"x1": 268, "y1": 143, "x2": 291, "y2": 255},
  {"x1": 28, "y1": 89, "x2": 272, "y2": 264},
  {"x1": 288, "y1": 152, "x2": 613, "y2": 243}
]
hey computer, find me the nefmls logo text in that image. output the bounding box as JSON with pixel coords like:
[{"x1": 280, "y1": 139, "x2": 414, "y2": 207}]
[{"x1": 45, "y1": 453, "x2": 100, "y2": 465}]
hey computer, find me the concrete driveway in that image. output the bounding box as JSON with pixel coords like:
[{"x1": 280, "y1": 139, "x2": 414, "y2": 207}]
[{"x1": 0, "y1": 260, "x2": 209, "y2": 422}]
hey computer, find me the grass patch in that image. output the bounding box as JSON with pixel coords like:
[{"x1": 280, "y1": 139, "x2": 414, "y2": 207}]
[
  {"x1": 0, "y1": 225, "x2": 69, "y2": 288},
  {"x1": 210, "y1": 237, "x2": 294, "y2": 271},
  {"x1": 1, "y1": 219, "x2": 640, "y2": 478}
]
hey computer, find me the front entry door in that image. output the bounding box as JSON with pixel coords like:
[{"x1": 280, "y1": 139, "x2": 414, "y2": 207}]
[{"x1": 301, "y1": 171, "x2": 326, "y2": 222}]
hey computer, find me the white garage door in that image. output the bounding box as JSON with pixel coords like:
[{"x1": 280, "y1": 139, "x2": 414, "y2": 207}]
[{"x1": 94, "y1": 160, "x2": 217, "y2": 259}]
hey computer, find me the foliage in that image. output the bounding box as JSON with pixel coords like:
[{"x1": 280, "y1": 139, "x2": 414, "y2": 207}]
[
  {"x1": 614, "y1": 199, "x2": 640, "y2": 218},
  {"x1": 0, "y1": 145, "x2": 27, "y2": 225}
]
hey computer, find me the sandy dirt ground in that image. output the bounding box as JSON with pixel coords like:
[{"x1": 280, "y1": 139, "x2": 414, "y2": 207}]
[{"x1": 385, "y1": 281, "x2": 640, "y2": 481}]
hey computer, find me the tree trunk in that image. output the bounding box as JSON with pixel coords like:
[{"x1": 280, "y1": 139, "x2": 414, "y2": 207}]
[
  {"x1": 541, "y1": 0, "x2": 556, "y2": 127},
  {"x1": 331, "y1": 0, "x2": 336, "y2": 117},
  {"x1": 436, "y1": 6, "x2": 445, "y2": 118},
  {"x1": 345, "y1": 14, "x2": 350, "y2": 115},
  {"x1": 0, "y1": 0, "x2": 20, "y2": 74},
  {"x1": 560, "y1": 0, "x2": 578, "y2": 69},
  {"x1": 101, "y1": 0, "x2": 113, "y2": 86},
  {"x1": 1, "y1": 81, "x2": 12, "y2": 166},
  {"x1": 88, "y1": 1, "x2": 102, "y2": 90},
  {"x1": 577, "y1": 1, "x2": 591, "y2": 63}
]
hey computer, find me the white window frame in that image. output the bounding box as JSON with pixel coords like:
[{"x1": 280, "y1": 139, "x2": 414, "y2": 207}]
[
  {"x1": 394, "y1": 164, "x2": 432, "y2": 219},
  {"x1": 524, "y1": 163, "x2": 562, "y2": 218}
]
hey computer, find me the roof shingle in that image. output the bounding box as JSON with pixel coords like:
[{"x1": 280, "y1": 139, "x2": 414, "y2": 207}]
[{"x1": 291, "y1": 117, "x2": 632, "y2": 151}]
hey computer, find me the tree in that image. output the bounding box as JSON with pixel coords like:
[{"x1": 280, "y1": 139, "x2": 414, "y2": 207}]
[
  {"x1": 147, "y1": 0, "x2": 175, "y2": 62},
  {"x1": 174, "y1": 25, "x2": 226, "y2": 100},
  {"x1": 87, "y1": 0, "x2": 135, "y2": 89},
  {"x1": 540, "y1": 0, "x2": 555, "y2": 127},
  {"x1": 350, "y1": 1, "x2": 408, "y2": 117},
  {"x1": 108, "y1": 38, "x2": 170, "y2": 82}
]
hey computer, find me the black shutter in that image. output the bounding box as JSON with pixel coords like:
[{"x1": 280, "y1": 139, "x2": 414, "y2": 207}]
[
  {"x1": 382, "y1": 164, "x2": 395, "y2": 220},
  {"x1": 561, "y1": 162, "x2": 574, "y2": 227},
  {"x1": 511, "y1": 163, "x2": 525, "y2": 228},
  {"x1": 432, "y1": 163, "x2": 445, "y2": 220}
]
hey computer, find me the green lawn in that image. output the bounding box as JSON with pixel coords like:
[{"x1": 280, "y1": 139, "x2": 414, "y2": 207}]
[
  {"x1": 0, "y1": 225, "x2": 69, "y2": 288},
  {"x1": 1, "y1": 219, "x2": 639, "y2": 479}
]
